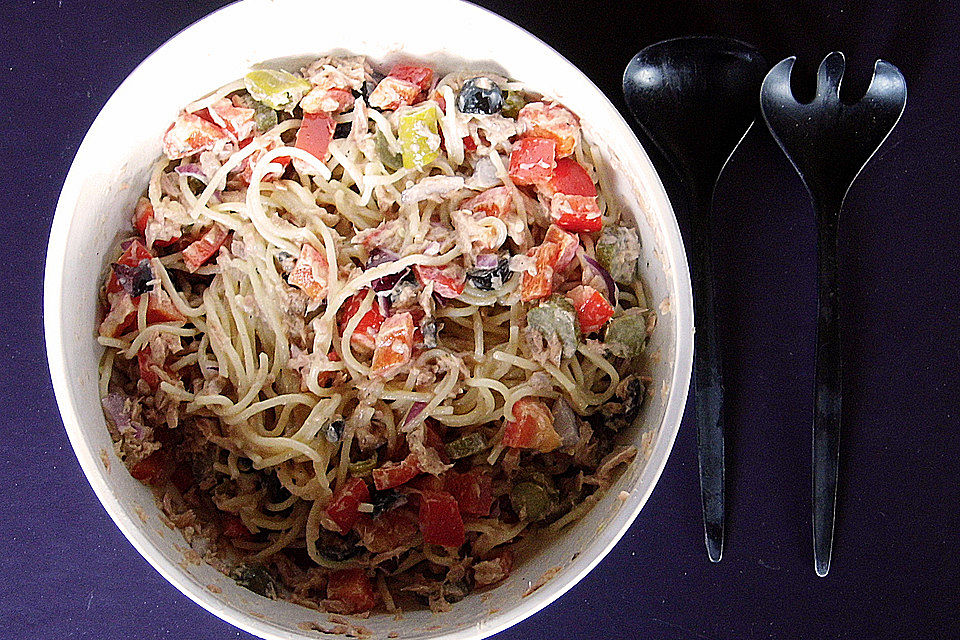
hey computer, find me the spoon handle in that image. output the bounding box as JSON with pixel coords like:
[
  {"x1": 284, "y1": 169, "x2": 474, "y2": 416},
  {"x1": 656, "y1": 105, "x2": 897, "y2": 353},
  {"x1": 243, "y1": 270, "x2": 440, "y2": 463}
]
[
  {"x1": 690, "y1": 203, "x2": 725, "y2": 563},
  {"x1": 813, "y1": 198, "x2": 842, "y2": 577}
]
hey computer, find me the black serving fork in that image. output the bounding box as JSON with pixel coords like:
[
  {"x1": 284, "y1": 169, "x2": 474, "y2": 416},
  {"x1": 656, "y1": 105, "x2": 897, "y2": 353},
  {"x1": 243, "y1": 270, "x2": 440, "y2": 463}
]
[{"x1": 760, "y1": 52, "x2": 906, "y2": 576}]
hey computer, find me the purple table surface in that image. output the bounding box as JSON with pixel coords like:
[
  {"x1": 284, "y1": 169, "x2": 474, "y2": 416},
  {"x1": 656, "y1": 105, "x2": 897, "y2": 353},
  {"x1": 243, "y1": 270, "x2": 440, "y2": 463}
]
[{"x1": 3, "y1": 0, "x2": 958, "y2": 638}]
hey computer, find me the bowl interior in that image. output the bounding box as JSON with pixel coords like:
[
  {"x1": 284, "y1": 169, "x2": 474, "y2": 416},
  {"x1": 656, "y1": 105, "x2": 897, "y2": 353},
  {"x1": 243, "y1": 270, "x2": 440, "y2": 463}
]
[{"x1": 44, "y1": 1, "x2": 693, "y2": 638}]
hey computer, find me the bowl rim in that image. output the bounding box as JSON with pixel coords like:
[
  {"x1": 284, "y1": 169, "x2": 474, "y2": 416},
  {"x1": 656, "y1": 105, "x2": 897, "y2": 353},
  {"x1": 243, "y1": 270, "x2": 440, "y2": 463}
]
[{"x1": 43, "y1": 1, "x2": 694, "y2": 638}]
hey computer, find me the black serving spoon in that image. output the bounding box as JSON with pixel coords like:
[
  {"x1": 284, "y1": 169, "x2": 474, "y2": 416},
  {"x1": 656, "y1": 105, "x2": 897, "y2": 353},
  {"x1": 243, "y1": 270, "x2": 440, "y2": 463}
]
[
  {"x1": 623, "y1": 37, "x2": 767, "y2": 562},
  {"x1": 760, "y1": 52, "x2": 906, "y2": 576}
]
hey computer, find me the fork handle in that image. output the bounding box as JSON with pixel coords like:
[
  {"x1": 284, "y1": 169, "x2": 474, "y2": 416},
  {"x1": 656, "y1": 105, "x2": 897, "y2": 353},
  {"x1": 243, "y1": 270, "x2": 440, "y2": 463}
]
[
  {"x1": 690, "y1": 200, "x2": 725, "y2": 563},
  {"x1": 813, "y1": 198, "x2": 843, "y2": 577}
]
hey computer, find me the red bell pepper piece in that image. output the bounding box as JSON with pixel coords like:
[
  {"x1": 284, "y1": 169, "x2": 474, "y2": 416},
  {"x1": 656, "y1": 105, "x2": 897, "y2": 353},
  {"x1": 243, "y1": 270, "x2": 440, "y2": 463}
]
[
  {"x1": 390, "y1": 65, "x2": 434, "y2": 92},
  {"x1": 444, "y1": 469, "x2": 494, "y2": 516},
  {"x1": 106, "y1": 239, "x2": 153, "y2": 295},
  {"x1": 518, "y1": 102, "x2": 580, "y2": 157},
  {"x1": 295, "y1": 111, "x2": 336, "y2": 161},
  {"x1": 325, "y1": 477, "x2": 370, "y2": 534},
  {"x1": 550, "y1": 193, "x2": 602, "y2": 233},
  {"x1": 162, "y1": 112, "x2": 232, "y2": 160},
  {"x1": 545, "y1": 157, "x2": 596, "y2": 197},
  {"x1": 372, "y1": 453, "x2": 421, "y2": 491},
  {"x1": 503, "y1": 397, "x2": 561, "y2": 453},
  {"x1": 419, "y1": 490, "x2": 465, "y2": 547},
  {"x1": 182, "y1": 224, "x2": 229, "y2": 273},
  {"x1": 339, "y1": 290, "x2": 385, "y2": 352},
  {"x1": 371, "y1": 312, "x2": 415, "y2": 378},
  {"x1": 287, "y1": 243, "x2": 329, "y2": 301},
  {"x1": 566, "y1": 284, "x2": 615, "y2": 334},
  {"x1": 413, "y1": 264, "x2": 466, "y2": 298},
  {"x1": 221, "y1": 515, "x2": 251, "y2": 539},
  {"x1": 327, "y1": 568, "x2": 377, "y2": 614},
  {"x1": 508, "y1": 137, "x2": 557, "y2": 185},
  {"x1": 130, "y1": 451, "x2": 167, "y2": 485}
]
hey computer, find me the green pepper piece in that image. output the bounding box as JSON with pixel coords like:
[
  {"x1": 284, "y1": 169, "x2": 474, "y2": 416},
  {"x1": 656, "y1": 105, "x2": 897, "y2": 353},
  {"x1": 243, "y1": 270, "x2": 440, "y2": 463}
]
[
  {"x1": 445, "y1": 432, "x2": 488, "y2": 460},
  {"x1": 501, "y1": 90, "x2": 527, "y2": 119},
  {"x1": 375, "y1": 130, "x2": 403, "y2": 171},
  {"x1": 595, "y1": 227, "x2": 643, "y2": 285},
  {"x1": 243, "y1": 69, "x2": 311, "y2": 111},
  {"x1": 604, "y1": 308, "x2": 648, "y2": 359},
  {"x1": 510, "y1": 481, "x2": 553, "y2": 522},
  {"x1": 527, "y1": 294, "x2": 581, "y2": 358},
  {"x1": 398, "y1": 104, "x2": 440, "y2": 170},
  {"x1": 349, "y1": 453, "x2": 378, "y2": 477}
]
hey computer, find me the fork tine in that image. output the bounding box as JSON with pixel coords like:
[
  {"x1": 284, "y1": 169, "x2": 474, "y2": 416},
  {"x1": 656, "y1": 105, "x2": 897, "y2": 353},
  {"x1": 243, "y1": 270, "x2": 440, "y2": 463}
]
[
  {"x1": 760, "y1": 56, "x2": 798, "y2": 106},
  {"x1": 815, "y1": 51, "x2": 846, "y2": 102},
  {"x1": 864, "y1": 59, "x2": 907, "y2": 106}
]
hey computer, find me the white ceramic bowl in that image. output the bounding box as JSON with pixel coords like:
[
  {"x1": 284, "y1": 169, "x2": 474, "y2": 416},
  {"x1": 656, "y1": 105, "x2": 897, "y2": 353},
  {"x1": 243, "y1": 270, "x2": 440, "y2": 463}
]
[{"x1": 44, "y1": 1, "x2": 693, "y2": 638}]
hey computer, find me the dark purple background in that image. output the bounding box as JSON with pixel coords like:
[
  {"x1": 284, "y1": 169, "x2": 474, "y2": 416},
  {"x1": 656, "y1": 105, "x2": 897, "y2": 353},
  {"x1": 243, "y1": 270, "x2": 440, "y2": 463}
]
[{"x1": 3, "y1": 1, "x2": 957, "y2": 638}]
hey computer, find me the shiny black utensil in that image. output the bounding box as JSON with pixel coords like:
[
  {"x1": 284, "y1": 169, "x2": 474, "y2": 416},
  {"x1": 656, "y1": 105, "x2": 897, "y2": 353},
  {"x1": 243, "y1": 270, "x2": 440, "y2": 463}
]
[
  {"x1": 760, "y1": 52, "x2": 906, "y2": 577},
  {"x1": 623, "y1": 37, "x2": 767, "y2": 562}
]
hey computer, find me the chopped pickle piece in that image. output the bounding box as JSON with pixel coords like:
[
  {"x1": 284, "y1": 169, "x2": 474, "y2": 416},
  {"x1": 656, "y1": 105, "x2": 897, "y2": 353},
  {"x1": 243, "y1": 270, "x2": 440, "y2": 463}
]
[
  {"x1": 349, "y1": 453, "x2": 378, "y2": 477},
  {"x1": 596, "y1": 227, "x2": 643, "y2": 284},
  {"x1": 243, "y1": 69, "x2": 311, "y2": 111},
  {"x1": 526, "y1": 294, "x2": 581, "y2": 358},
  {"x1": 501, "y1": 90, "x2": 527, "y2": 119},
  {"x1": 375, "y1": 130, "x2": 403, "y2": 171},
  {"x1": 604, "y1": 308, "x2": 648, "y2": 359},
  {"x1": 510, "y1": 481, "x2": 553, "y2": 521},
  {"x1": 398, "y1": 104, "x2": 440, "y2": 170},
  {"x1": 445, "y1": 432, "x2": 487, "y2": 460}
]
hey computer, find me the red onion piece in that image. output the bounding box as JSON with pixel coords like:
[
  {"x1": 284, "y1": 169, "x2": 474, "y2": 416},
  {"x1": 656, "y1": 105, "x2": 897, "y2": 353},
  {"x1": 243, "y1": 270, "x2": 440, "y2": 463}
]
[
  {"x1": 551, "y1": 397, "x2": 580, "y2": 448},
  {"x1": 474, "y1": 253, "x2": 499, "y2": 269},
  {"x1": 583, "y1": 253, "x2": 618, "y2": 305},
  {"x1": 368, "y1": 249, "x2": 407, "y2": 293},
  {"x1": 174, "y1": 163, "x2": 209, "y2": 183},
  {"x1": 403, "y1": 401, "x2": 428, "y2": 427}
]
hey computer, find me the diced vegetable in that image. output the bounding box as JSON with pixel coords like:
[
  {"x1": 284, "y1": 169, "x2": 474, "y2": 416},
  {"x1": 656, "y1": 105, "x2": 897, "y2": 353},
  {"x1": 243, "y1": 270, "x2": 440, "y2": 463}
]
[
  {"x1": 518, "y1": 102, "x2": 580, "y2": 157},
  {"x1": 464, "y1": 185, "x2": 513, "y2": 218},
  {"x1": 508, "y1": 137, "x2": 557, "y2": 185},
  {"x1": 339, "y1": 290, "x2": 385, "y2": 352},
  {"x1": 604, "y1": 308, "x2": 648, "y2": 359},
  {"x1": 543, "y1": 224, "x2": 579, "y2": 272},
  {"x1": 526, "y1": 294, "x2": 581, "y2": 358},
  {"x1": 243, "y1": 69, "x2": 311, "y2": 111},
  {"x1": 326, "y1": 477, "x2": 370, "y2": 534},
  {"x1": 503, "y1": 397, "x2": 561, "y2": 453},
  {"x1": 391, "y1": 65, "x2": 434, "y2": 92},
  {"x1": 349, "y1": 453, "x2": 378, "y2": 477},
  {"x1": 232, "y1": 93, "x2": 279, "y2": 132},
  {"x1": 372, "y1": 453, "x2": 421, "y2": 491},
  {"x1": 501, "y1": 90, "x2": 527, "y2": 119},
  {"x1": 327, "y1": 568, "x2": 377, "y2": 614},
  {"x1": 287, "y1": 243, "x2": 329, "y2": 301},
  {"x1": 550, "y1": 193, "x2": 602, "y2": 232},
  {"x1": 582, "y1": 253, "x2": 618, "y2": 305},
  {"x1": 207, "y1": 98, "x2": 257, "y2": 141},
  {"x1": 182, "y1": 224, "x2": 229, "y2": 273},
  {"x1": 519, "y1": 242, "x2": 559, "y2": 302},
  {"x1": 161, "y1": 113, "x2": 232, "y2": 160},
  {"x1": 295, "y1": 111, "x2": 336, "y2": 162},
  {"x1": 413, "y1": 263, "x2": 465, "y2": 298},
  {"x1": 545, "y1": 157, "x2": 596, "y2": 197},
  {"x1": 444, "y1": 432, "x2": 487, "y2": 460},
  {"x1": 398, "y1": 104, "x2": 441, "y2": 170},
  {"x1": 456, "y1": 77, "x2": 504, "y2": 115},
  {"x1": 133, "y1": 196, "x2": 153, "y2": 236},
  {"x1": 375, "y1": 131, "x2": 403, "y2": 171},
  {"x1": 509, "y1": 481, "x2": 553, "y2": 521},
  {"x1": 418, "y1": 490, "x2": 465, "y2": 547},
  {"x1": 565, "y1": 285, "x2": 615, "y2": 334},
  {"x1": 368, "y1": 65, "x2": 433, "y2": 110},
  {"x1": 444, "y1": 469, "x2": 494, "y2": 516},
  {"x1": 519, "y1": 226, "x2": 577, "y2": 302},
  {"x1": 595, "y1": 227, "x2": 643, "y2": 284},
  {"x1": 301, "y1": 86, "x2": 355, "y2": 114},
  {"x1": 130, "y1": 451, "x2": 166, "y2": 485},
  {"x1": 371, "y1": 312, "x2": 415, "y2": 378},
  {"x1": 137, "y1": 344, "x2": 171, "y2": 391}
]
